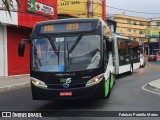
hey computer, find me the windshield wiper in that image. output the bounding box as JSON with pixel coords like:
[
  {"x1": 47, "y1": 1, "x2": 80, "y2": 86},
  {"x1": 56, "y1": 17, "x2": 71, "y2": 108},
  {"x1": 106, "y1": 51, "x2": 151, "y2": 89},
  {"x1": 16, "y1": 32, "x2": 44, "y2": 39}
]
[
  {"x1": 48, "y1": 37, "x2": 59, "y2": 56},
  {"x1": 69, "y1": 34, "x2": 83, "y2": 53},
  {"x1": 48, "y1": 37, "x2": 61, "y2": 65},
  {"x1": 66, "y1": 42, "x2": 70, "y2": 64},
  {"x1": 57, "y1": 44, "x2": 60, "y2": 65}
]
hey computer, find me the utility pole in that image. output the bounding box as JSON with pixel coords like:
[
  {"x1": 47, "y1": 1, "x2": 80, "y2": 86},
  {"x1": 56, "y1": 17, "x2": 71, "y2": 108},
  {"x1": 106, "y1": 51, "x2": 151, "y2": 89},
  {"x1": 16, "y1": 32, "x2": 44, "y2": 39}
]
[{"x1": 87, "y1": 0, "x2": 93, "y2": 18}]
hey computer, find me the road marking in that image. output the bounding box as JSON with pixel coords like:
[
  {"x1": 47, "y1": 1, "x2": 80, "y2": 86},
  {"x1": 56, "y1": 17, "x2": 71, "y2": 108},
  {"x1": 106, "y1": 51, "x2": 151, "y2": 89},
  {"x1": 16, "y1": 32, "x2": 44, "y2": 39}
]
[{"x1": 142, "y1": 84, "x2": 160, "y2": 95}]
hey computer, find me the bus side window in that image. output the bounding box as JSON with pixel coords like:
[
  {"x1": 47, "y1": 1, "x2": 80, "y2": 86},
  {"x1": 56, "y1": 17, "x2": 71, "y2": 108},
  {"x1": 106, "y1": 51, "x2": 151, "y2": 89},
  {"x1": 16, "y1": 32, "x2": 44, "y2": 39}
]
[{"x1": 104, "y1": 36, "x2": 112, "y2": 63}]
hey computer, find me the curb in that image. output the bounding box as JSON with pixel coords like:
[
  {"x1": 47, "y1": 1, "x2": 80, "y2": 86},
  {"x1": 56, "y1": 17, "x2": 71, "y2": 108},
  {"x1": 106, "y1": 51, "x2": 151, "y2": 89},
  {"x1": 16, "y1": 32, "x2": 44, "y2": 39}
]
[
  {"x1": 148, "y1": 79, "x2": 160, "y2": 91},
  {"x1": 0, "y1": 83, "x2": 30, "y2": 93}
]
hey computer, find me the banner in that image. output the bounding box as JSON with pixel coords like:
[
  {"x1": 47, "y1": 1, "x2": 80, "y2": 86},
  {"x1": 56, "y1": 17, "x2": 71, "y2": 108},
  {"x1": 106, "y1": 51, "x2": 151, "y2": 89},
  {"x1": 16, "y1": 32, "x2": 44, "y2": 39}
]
[
  {"x1": 28, "y1": 0, "x2": 35, "y2": 12},
  {"x1": 0, "y1": 111, "x2": 160, "y2": 117},
  {"x1": 58, "y1": 0, "x2": 106, "y2": 20}
]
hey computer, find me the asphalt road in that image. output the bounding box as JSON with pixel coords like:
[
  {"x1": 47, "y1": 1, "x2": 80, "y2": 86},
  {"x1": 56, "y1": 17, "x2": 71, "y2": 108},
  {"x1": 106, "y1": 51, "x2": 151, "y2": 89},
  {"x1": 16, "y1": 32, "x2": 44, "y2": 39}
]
[{"x1": 0, "y1": 61, "x2": 160, "y2": 119}]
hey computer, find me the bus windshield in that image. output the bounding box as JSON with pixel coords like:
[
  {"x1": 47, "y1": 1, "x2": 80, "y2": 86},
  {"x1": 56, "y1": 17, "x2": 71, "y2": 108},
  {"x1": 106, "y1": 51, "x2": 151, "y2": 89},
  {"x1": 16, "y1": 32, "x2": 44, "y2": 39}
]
[{"x1": 32, "y1": 35, "x2": 101, "y2": 72}]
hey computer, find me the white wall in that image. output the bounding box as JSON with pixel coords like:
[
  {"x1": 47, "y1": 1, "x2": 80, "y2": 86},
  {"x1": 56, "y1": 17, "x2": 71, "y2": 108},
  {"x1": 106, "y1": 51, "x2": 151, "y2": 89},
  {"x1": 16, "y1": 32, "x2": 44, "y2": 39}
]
[
  {"x1": 0, "y1": 0, "x2": 18, "y2": 25},
  {"x1": 0, "y1": 25, "x2": 7, "y2": 76},
  {"x1": 0, "y1": 11, "x2": 18, "y2": 25}
]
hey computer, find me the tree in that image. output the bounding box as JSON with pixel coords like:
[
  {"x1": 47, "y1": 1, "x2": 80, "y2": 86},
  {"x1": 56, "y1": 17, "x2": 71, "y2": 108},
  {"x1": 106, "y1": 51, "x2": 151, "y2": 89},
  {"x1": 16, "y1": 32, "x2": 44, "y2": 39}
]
[{"x1": 2, "y1": 0, "x2": 19, "y2": 16}]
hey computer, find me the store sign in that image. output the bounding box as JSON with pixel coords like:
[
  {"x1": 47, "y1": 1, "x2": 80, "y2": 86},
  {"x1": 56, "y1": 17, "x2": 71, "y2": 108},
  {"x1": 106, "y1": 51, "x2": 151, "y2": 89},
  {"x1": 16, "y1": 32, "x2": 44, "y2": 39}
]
[
  {"x1": 35, "y1": 2, "x2": 54, "y2": 16},
  {"x1": 149, "y1": 27, "x2": 160, "y2": 38}
]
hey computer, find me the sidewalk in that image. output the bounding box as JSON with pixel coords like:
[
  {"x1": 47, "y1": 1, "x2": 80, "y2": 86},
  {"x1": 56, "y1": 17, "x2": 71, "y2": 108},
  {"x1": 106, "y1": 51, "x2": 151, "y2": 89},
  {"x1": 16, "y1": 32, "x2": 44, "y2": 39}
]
[
  {"x1": 148, "y1": 79, "x2": 160, "y2": 90},
  {"x1": 0, "y1": 75, "x2": 30, "y2": 93}
]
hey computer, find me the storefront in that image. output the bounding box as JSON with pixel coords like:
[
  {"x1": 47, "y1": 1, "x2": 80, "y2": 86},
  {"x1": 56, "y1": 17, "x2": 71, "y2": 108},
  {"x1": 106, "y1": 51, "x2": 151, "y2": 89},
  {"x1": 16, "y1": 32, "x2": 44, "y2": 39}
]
[{"x1": 0, "y1": 0, "x2": 57, "y2": 76}]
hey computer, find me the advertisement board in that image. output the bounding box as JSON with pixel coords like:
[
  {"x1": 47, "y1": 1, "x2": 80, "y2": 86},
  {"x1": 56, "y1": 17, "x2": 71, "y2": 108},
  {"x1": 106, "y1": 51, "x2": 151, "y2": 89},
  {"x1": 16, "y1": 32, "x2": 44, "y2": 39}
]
[
  {"x1": 18, "y1": 0, "x2": 57, "y2": 28},
  {"x1": 149, "y1": 27, "x2": 160, "y2": 38},
  {"x1": 28, "y1": 0, "x2": 55, "y2": 17},
  {"x1": 58, "y1": 0, "x2": 106, "y2": 20}
]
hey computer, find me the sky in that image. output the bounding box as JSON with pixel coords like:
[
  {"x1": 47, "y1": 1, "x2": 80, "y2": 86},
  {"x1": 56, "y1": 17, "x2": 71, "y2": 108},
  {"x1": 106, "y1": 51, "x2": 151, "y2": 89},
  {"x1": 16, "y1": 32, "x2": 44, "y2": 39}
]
[{"x1": 107, "y1": 0, "x2": 160, "y2": 18}]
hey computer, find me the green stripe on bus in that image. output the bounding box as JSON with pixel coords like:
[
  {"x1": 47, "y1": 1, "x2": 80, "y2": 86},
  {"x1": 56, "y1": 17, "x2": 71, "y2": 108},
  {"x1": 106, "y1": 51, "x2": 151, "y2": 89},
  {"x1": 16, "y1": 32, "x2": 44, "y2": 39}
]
[
  {"x1": 110, "y1": 73, "x2": 115, "y2": 88},
  {"x1": 105, "y1": 78, "x2": 110, "y2": 97}
]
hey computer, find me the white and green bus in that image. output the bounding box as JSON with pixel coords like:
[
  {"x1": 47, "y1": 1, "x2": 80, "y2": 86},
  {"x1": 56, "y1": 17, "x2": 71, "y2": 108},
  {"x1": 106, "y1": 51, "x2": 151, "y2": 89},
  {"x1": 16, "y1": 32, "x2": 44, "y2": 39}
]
[
  {"x1": 113, "y1": 35, "x2": 140, "y2": 75},
  {"x1": 18, "y1": 18, "x2": 116, "y2": 100}
]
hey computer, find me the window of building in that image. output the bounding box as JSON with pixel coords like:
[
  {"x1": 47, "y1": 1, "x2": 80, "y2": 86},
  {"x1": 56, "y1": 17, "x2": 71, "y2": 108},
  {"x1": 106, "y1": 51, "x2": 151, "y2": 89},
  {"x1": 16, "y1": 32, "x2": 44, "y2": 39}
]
[
  {"x1": 133, "y1": 38, "x2": 136, "y2": 41},
  {"x1": 133, "y1": 30, "x2": 136, "y2": 34},
  {"x1": 127, "y1": 20, "x2": 131, "y2": 24},
  {"x1": 156, "y1": 22, "x2": 160, "y2": 26},
  {"x1": 139, "y1": 22, "x2": 144, "y2": 26},
  {"x1": 133, "y1": 21, "x2": 136, "y2": 25},
  {"x1": 139, "y1": 31, "x2": 144, "y2": 34},
  {"x1": 127, "y1": 29, "x2": 131, "y2": 32},
  {"x1": 139, "y1": 39, "x2": 143, "y2": 44}
]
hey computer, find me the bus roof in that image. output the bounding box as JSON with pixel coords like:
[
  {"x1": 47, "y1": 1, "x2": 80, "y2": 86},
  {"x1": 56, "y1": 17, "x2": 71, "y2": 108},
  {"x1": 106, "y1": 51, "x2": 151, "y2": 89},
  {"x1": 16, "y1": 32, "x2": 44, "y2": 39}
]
[
  {"x1": 36, "y1": 18, "x2": 102, "y2": 26},
  {"x1": 34, "y1": 18, "x2": 104, "y2": 35}
]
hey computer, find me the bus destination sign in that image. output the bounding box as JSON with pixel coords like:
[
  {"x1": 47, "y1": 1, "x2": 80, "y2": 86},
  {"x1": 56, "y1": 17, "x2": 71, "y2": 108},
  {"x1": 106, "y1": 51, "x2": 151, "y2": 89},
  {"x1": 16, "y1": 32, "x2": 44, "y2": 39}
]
[{"x1": 40, "y1": 23, "x2": 92, "y2": 33}]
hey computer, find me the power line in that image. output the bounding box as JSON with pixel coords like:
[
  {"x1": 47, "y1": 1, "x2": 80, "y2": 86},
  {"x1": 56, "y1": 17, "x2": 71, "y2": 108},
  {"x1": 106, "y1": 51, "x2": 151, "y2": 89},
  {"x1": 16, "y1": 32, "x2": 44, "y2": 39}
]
[
  {"x1": 107, "y1": 6, "x2": 160, "y2": 15},
  {"x1": 60, "y1": 1, "x2": 160, "y2": 15}
]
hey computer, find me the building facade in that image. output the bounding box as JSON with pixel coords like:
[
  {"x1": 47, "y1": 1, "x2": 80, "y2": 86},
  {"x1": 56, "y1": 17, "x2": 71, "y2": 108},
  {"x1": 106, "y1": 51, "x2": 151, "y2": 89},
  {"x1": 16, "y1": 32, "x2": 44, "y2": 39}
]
[
  {"x1": 58, "y1": 0, "x2": 106, "y2": 21},
  {"x1": 0, "y1": 0, "x2": 57, "y2": 76},
  {"x1": 113, "y1": 14, "x2": 147, "y2": 44},
  {"x1": 147, "y1": 18, "x2": 160, "y2": 42}
]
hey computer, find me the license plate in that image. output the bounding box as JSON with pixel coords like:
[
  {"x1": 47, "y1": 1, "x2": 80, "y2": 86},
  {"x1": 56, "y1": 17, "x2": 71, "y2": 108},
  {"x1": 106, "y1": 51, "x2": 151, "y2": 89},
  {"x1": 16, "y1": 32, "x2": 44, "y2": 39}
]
[{"x1": 60, "y1": 91, "x2": 72, "y2": 96}]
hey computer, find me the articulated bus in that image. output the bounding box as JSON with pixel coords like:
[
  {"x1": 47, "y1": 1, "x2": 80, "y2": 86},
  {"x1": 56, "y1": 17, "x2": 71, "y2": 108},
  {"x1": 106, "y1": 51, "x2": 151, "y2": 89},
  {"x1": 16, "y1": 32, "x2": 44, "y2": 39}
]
[
  {"x1": 113, "y1": 34, "x2": 140, "y2": 75},
  {"x1": 18, "y1": 18, "x2": 139, "y2": 100}
]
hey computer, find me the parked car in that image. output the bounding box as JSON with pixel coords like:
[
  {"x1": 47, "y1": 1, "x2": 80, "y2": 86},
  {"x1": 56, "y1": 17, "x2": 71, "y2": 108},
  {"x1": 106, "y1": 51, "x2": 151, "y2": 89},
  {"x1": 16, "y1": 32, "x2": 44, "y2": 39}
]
[
  {"x1": 148, "y1": 54, "x2": 157, "y2": 62},
  {"x1": 140, "y1": 54, "x2": 146, "y2": 67}
]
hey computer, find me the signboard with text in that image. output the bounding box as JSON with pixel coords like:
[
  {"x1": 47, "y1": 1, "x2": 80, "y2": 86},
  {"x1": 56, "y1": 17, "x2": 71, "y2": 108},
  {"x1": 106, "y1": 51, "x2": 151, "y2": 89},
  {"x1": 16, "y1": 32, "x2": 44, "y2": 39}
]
[
  {"x1": 58, "y1": 0, "x2": 106, "y2": 20},
  {"x1": 35, "y1": 2, "x2": 54, "y2": 16},
  {"x1": 28, "y1": 0, "x2": 55, "y2": 17},
  {"x1": 18, "y1": 0, "x2": 57, "y2": 28}
]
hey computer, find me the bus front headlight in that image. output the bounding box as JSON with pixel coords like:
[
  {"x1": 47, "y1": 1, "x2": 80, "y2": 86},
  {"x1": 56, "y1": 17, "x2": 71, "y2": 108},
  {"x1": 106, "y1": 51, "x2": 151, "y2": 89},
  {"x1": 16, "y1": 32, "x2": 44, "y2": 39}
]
[
  {"x1": 31, "y1": 77, "x2": 48, "y2": 88},
  {"x1": 86, "y1": 74, "x2": 104, "y2": 87}
]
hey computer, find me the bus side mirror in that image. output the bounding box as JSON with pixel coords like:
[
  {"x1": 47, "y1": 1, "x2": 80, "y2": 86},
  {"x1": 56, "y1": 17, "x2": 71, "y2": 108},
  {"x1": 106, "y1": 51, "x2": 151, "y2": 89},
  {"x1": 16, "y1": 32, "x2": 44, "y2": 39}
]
[{"x1": 18, "y1": 39, "x2": 30, "y2": 57}]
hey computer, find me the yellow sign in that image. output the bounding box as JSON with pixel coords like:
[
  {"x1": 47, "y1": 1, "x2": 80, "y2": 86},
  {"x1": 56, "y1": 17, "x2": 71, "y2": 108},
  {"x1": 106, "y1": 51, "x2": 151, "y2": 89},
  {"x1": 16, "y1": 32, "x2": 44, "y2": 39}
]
[
  {"x1": 150, "y1": 27, "x2": 160, "y2": 36},
  {"x1": 58, "y1": 0, "x2": 104, "y2": 19},
  {"x1": 44, "y1": 25, "x2": 54, "y2": 32},
  {"x1": 66, "y1": 23, "x2": 79, "y2": 30}
]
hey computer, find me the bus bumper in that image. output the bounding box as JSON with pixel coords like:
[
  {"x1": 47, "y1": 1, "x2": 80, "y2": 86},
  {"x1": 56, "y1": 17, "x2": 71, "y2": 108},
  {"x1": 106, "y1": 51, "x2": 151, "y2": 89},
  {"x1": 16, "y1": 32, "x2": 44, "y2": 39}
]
[{"x1": 31, "y1": 80, "x2": 105, "y2": 100}]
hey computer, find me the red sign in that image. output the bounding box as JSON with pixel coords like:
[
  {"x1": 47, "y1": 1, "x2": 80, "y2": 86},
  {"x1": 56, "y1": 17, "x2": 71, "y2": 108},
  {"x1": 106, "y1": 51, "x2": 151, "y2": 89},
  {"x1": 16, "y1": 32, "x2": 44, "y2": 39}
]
[
  {"x1": 18, "y1": 0, "x2": 57, "y2": 28},
  {"x1": 60, "y1": 91, "x2": 72, "y2": 96}
]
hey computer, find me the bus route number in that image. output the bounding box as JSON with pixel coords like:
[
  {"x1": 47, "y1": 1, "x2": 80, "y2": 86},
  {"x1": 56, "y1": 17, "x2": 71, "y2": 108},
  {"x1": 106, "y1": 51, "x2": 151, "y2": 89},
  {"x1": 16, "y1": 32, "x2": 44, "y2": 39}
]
[
  {"x1": 44, "y1": 25, "x2": 54, "y2": 32},
  {"x1": 66, "y1": 23, "x2": 79, "y2": 31}
]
